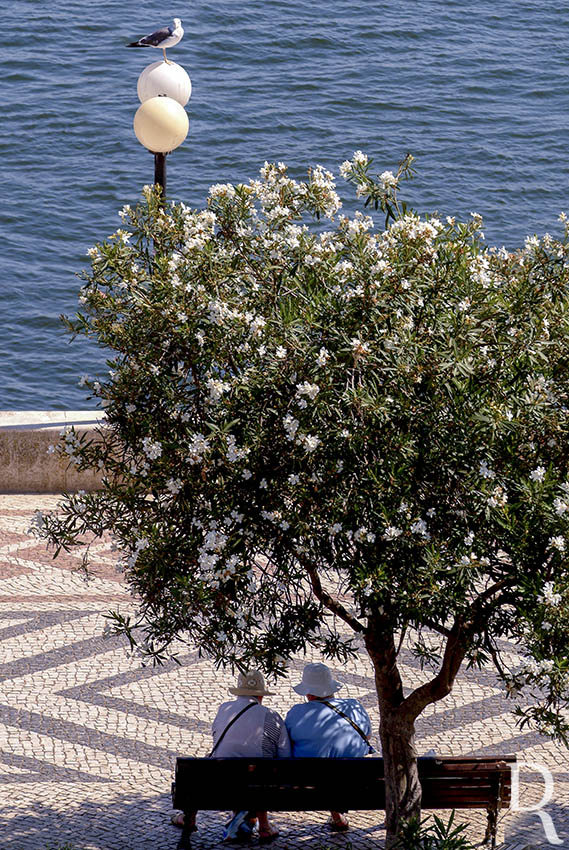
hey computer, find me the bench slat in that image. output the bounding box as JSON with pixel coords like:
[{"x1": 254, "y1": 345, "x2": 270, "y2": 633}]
[{"x1": 172, "y1": 756, "x2": 514, "y2": 813}]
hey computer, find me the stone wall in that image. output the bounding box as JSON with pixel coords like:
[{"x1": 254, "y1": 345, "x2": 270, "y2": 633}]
[{"x1": 0, "y1": 412, "x2": 106, "y2": 494}]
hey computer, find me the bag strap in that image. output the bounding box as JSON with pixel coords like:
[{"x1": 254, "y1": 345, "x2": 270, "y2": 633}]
[
  {"x1": 209, "y1": 701, "x2": 257, "y2": 757},
  {"x1": 320, "y1": 699, "x2": 373, "y2": 749}
]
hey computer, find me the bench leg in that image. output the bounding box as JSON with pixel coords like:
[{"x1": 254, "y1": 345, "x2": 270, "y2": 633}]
[{"x1": 483, "y1": 802, "x2": 498, "y2": 849}]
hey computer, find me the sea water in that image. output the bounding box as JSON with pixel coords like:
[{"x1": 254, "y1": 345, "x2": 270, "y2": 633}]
[{"x1": 2, "y1": 0, "x2": 568, "y2": 408}]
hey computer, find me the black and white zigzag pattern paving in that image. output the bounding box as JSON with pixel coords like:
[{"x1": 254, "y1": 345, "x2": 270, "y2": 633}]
[{"x1": 0, "y1": 496, "x2": 567, "y2": 849}]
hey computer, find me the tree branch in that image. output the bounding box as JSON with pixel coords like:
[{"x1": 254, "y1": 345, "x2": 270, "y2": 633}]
[
  {"x1": 402, "y1": 615, "x2": 469, "y2": 719},
  {"x1": 395, "y1": 624, "x2": 407, "y2": 657},
  {"x1": 471, "y1": 578, "x2": 514, "y2": 609},
  {"x1": 419, "y1": 617, "x2": 452, "y2": 638},
  {"x1": 301, "y1": 557, "x2": 366, "y2": 634},
  {"x1": 484, "y1": 633, "x2": 509, "y2": 681},
  {"x1": 387, "y1": 580, "x2": 517, "y2": 720}
]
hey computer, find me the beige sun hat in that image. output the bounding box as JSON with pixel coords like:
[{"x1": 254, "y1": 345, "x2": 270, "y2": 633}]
[
  {"x1": 293, "y1": 662, "x2": 343, "y2": 697},
  {"x1": 229, "y1": 670, "x2": 275, "y2": 696}
]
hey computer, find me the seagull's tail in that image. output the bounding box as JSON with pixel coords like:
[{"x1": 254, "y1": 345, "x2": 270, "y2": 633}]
[{"x1": 126, "y1": 41, "x2": 147, "y2": 47}]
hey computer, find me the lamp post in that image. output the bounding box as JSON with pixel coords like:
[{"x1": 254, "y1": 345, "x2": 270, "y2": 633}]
[{"x1": 133, "y1": 60, "x2": 191, "y2": 201}]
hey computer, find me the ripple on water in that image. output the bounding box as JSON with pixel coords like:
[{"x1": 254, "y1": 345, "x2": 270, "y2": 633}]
[{"x1": 2, "y1": 0, "x2": 569, "y2": 406}]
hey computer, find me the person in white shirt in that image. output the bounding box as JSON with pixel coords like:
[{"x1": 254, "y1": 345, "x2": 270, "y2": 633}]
[
  {"x1": 213, "y1": 670, "x2": 291, "y2": 761},
  {"x1": 171, "y1": 670, "x2": 290, "y2": 843}
]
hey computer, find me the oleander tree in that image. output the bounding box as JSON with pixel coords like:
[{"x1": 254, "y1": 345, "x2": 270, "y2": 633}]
[{"x1": 37, "y1": 153, "x2": 569, "y2": 844}]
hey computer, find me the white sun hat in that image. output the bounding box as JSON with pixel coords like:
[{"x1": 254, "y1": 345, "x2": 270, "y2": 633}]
[{"x1": 293, "y1": 662, "x2": 343, "y2": 697}]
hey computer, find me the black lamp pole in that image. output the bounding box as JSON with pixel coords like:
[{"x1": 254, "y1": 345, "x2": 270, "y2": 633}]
[{"x1": 154, "y1": 152, "x2": 167, "y2": 201}]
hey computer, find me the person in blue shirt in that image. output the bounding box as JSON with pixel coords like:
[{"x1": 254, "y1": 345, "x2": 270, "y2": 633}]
[{"x1": 285, "y1": 662, "x2": 373, "y2": 832}]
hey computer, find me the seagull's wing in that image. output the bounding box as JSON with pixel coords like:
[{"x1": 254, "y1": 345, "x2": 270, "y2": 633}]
[{"x1": 137, "y1": 25, "x2": 173, "y2": 47}]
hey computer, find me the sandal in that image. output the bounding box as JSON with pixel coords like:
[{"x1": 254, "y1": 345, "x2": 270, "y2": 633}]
[
  {"x1": 259, "y1": 825, "x2": 279, "y2": 844},
  {"x1": 328, "y1": 815, "x2": 349, "y2": 832},
  {"x1": 170, "y1": 812, "x2": 197, "y2": 831}
]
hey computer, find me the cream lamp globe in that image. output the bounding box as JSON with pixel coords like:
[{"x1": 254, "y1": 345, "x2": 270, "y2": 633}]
[
  {"x1": 137, "y1": 61, "x2": 192, "y2": 107},
  {"x1": 133, "y1": 96, "x2": 189, "y2": 154}
]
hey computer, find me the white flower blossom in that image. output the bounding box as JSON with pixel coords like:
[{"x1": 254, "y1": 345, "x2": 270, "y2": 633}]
[
  {"x1": 301, "y1": 433, "x2": 321, "y2": 452},
  {"x1": 127, "y1": 536, "x2": 149, "y2": 567},
  {"x1": 187, "y1": 433, "x2": 209, "y2": 464},
  {"x1": 479, "y1": 460, "x2": 496, "y2": 479},
  {"x1": 549, "y1": 535, "x2": 566, "y2": 552},
  {"x1": 354, "y1": 527, "x2": 376, "y2": 543},
  {"x1": 379, "y1": 170, "x2": 397, "y2": 189},
  {"x1": 283, "y1": 414, "x2": 300, "y2": 441},
  {"x1": 248, "y1": 316, "x2": 266, "y2": 336},
  {"x1": 521, "y1": 658, "x2": 555, "y2": 677},
  {"x1": 487, "y1": 486, "x2": 507, "y2": 508},
  {"x1": 410, "y1": 519, "x2": 429, "y2": 538},
  {"x1": 383, "y1": 526, "x2": 402, "y2": 540},
  {"x1": 142, "y1": 438, "x2": 162, "y2": 460},
  {"x1": 226, "y1": 435, "x2": 250, "y2": 463},
  {"x1": 538, "y1": 581, "x2": 562, "y2": 606},
  {"x1": 296, "y1": 381, "x2": 320, "y2": 401},
  {"x1": 166, "y1": 478, "x2": 182, "y2": 495},
  {"x1": 529, "y1": 466, "x2": 546, "y2": 482},
  {"x1": 207, "y1": 377, "x2": 231, "y2": 403},
  {"x1": 351, "y1": 337, "x2": 370, "y2": 355},
  {"x1": 209, "y1": 183, "x2": 236, "y2": 199}
]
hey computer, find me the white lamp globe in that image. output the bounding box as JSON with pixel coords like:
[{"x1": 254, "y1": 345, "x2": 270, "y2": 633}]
[
  {"x1": 133, "y1": 96, "x2": 189, "y2": 154},
  {"x1": 137, "y1": 60, "x2": 192, "y2": 107}
]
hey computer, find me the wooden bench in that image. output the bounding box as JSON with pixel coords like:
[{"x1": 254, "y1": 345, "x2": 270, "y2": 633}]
[{"x1": 171, "y1": 755, "x2": 515, "y2": 848}]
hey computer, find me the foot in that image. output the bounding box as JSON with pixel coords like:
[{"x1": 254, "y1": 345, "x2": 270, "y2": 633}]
[
  {"x1": 328, "y1": 814, "x2": 349, "y2": 832},
  {"x1": 259, "y1": 824, "x2": 279, "y2": 844},
  {"x1": 171, "y1": 812, "x2": 197, "y2": 831}
]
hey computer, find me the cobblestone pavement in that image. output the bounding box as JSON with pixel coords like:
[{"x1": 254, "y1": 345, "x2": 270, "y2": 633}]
[{"x1": 0, "y1": 496, "x2": 567, "y2": 850}]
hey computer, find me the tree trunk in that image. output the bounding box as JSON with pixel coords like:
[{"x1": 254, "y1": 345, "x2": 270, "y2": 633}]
[
  {"x1": 365, "y1": 626, "x2": 422, "y2": 847},
  {"x1": 364, "y1": 612, "x2": 471, "y2": 845},
  {"x1": 380, "y1": 709, "x2": 421, "y2": 847}
]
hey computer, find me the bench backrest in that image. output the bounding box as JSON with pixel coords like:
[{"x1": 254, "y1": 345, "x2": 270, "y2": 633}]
[{"x1": 172, "y1": 755, "x2": 515, "y2": 813}]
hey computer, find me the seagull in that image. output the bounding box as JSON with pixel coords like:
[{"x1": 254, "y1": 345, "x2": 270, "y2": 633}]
[{"x1": 126, "y1": 18, "x2": 184, "y2": 64}]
